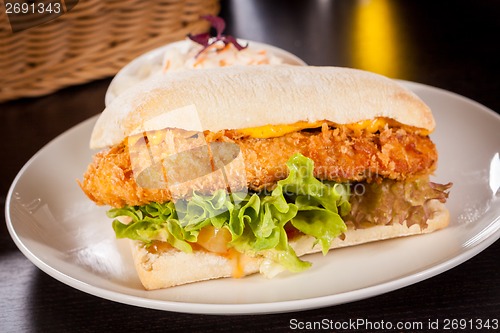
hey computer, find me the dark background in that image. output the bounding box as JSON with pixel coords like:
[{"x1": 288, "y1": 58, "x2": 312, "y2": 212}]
[{"x1": 1, "y1": 0, "x2": 499, "y2": 332}]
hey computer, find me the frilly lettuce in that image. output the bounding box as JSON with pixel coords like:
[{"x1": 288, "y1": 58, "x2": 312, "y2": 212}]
[{"x1": 109, "y1": 153, "x2": 350, "y2": 274}]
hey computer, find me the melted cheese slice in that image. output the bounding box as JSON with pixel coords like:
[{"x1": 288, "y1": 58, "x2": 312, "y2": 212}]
[
  {"x1": 236, "y1": 121, "x2": 324, "y2": 138},
  {"x1": 125, "y1": 118, "x2": 428, "y2": 145},
  {"x1": 235, "y1": 118, "x2": 390, "y2": 138},
  {"x1": 345, "y1": 118, "x2": 388, "y2": 133},
  {"x1": 236, "y1": 118, "x2": 429, "y2": 138}
]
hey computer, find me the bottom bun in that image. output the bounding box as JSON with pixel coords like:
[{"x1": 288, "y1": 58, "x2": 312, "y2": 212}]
[{"x1": 130, "y1": 200, "x2": 449, "y2": 290}]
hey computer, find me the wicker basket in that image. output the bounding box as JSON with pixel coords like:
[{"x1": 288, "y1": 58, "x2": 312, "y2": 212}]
[{"x1": 0, "y1": 0, "x2": 219, "y2": 102}]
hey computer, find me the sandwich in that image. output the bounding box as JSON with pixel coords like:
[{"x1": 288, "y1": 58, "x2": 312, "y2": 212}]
[{"x1": 79, "y1": 65, "x2": 451, "y2": 290}]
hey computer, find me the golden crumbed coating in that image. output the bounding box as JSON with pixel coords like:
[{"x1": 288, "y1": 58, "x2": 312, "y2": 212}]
[{"x1": 79, "y1": 124, "x2": 437, "y2": 208}]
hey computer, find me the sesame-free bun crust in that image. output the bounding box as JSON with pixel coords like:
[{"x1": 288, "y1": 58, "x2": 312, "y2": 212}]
[
  {"x1": 91, "y1": 65, "x2": 434, "y2": 149},
  {"x1": 132, "y1": 200, "x2": 448, "y2": 290}
]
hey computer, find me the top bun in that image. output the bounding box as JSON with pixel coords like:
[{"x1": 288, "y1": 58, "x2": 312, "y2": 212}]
[{"x1": 90, "y1": 65, "x2": 434, "y2": 149}]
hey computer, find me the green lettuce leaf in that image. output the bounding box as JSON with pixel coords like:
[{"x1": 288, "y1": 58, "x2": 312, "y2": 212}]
[{"x1": 108, "y1": 153, "x2": 350, "y2": 274}]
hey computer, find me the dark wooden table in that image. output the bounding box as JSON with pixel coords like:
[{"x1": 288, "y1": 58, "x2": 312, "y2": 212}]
[{"x1": 1, "y1": 1, "x2": 499, "y2": 332}]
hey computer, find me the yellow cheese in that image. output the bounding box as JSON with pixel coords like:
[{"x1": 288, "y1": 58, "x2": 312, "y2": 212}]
[
  {"x1": 236, "y1": 121, "x2": 324, "y2": 138},
  {"x1": 126, "y1": 130, "x2": 166, "y2": 146},
  {"x1": 345, "y1": 118, "x2": 388, "y2": 133},
  {"x1": 236, "y1": 119, "x2": 389, "y2": 138},
  {"x1": 126, "y1": 133, "x2": 143, "y2": 146},
  {"x1": 237, "y1": 118, "x2": 429, "y2": 138},
  {"x1": 147, "y1": 130, "x2": 166, "y2": 145},
  {"x1": 124, "y1": 118, "x2": 428, "y2": 145}
]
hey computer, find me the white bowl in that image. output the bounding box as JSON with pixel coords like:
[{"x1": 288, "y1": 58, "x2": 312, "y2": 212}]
[{"x1": 105, "y1": 39, "x2": 307, "y2": 106}]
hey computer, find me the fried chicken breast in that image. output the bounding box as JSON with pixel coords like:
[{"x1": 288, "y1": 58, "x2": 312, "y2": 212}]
[{"x1": 80, "y1": 123, "x2": 437, "y2": 208}]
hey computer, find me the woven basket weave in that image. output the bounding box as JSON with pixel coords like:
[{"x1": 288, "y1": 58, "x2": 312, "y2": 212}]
[{"x1": 0, "y1": 0, "x2": 219, "y2": 102}]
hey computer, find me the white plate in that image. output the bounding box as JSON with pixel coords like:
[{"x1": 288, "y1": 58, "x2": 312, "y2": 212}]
[
  {"x1": 6, "y1": 81, "x2": 500, "y2": 315},
  {"x1": 104, "y1": 39, "x2": 307, "y2": 106}
]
